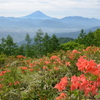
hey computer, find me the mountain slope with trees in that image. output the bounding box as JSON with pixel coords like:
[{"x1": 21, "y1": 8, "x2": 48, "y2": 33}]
[{"x1": 0, "y1": 28, "x2": 100, "y2": 58}]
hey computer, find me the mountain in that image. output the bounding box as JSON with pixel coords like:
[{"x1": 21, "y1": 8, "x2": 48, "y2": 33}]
[
  {"x1": 0, "y1": 11, "x2": 100, "y2": 42},
  {"x1": 60, "y1": 16, "x2": 100, "y2": 29},
  {"x1": 55, "y1": 26, "x2": 100, "y2": 39},
  {"x1": 23, "y1": 11, "x2": 52, "y2": 19},
  {"x1": 38, "y1": 19, "x2": 68, "y2": 28}
]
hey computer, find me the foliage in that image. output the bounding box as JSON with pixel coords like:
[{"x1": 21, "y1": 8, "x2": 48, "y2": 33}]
[
  {"x1": 60, "y1": 41, "x2": 86, "y2": 51},
  {"x1": 75, "y1": 29, "x2": 100, "y2": 47},
  {"x1": 0, "y1": 54, "x2": 7, "y2": 67},
  {"x1": 2, "y1": 35, "x2": 17, "y2": 56},
  {"x1": 0, "y1": 29, "x2": 60, "y2": 58},
  {"x1": 42, "y1": 33, "x2": 51, "y2": 55},
  {"x1": 25, "y1": 33, "x2": 33, "y2": 57},
  {"x1": 34, "y1": 29, "x2": 44, "y2": 57},
  {"x1": 50, "y1": 34, "x2": 60, "y2": 52},
  {"x1": 58, "y1": 37, "x2": 74, "y2": 43},
  {"x1": 0, "y1": 28, "x2": 100, "y2": 58},
  {"x1": 0, "y1": 46, "x2": 100, "y2": 99}
]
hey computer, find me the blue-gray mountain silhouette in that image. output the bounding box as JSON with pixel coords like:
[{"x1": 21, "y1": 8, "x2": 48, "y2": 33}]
[
  {"x1": 24, "y1": 11, "x2": 51, "y2": 19},
  {"x1": 0, "y1": 10, "x2": 100, "y2": 42}
]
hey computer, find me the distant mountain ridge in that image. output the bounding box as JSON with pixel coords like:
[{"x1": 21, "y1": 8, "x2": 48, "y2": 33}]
[
  {"x1": 0, "y1": 10, "x2": 100, "y2": 42},
  {"x1": 55, "y1": 26, "x2": 100, "y2": 39}
]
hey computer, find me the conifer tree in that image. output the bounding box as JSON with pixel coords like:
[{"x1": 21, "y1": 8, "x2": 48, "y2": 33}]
[
  {"x1": 0, "y1": 37, "x2": 6, "y2": 54},
  {"x1": 42, "y1": 33, "x2": 51, "y2": 55},
  {"x1": 25, "y1": 33, "x2": 32, "y2": 57},
  {"x1": 34, "y1": 29, "x2": 44, "y2": 57},
  {"x1": 15, "y1": 44, "x2": 25, "y2": 56},
  {"x1": 50, "y1": 34, "x2": 59, "y2": 52},
  {"x1": 1, "y1": 35, "x2": 17, "y2": 56},
  {"x1": 77, "y1": 29, "x2": 86, "y2": 44},
  {"x1": 85, "y1": 31, "x2": 94, "y2": 46}
]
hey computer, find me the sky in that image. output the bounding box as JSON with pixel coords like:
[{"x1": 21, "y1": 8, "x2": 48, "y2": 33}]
[{"x1": 0, "y1": 0, "x2": 100, "y2": 19}]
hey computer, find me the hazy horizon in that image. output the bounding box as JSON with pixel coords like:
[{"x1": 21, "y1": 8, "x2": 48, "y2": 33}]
[{"x1": 0, "y1": 0, "x2": 100, "y2": 19}]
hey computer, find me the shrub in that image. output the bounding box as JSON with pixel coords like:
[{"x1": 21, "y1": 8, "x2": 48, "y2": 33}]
[
  {"x1": 0, "y1": 54, "x2": 7, "y2": 67},
  {"x1": 60, "y1": 41, "x2": 86, "y2": 51}
]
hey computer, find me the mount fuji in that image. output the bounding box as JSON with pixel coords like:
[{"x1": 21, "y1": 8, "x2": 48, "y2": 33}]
[{"x1": 23, "y1": 11, "x2": 52, "y2": 19}]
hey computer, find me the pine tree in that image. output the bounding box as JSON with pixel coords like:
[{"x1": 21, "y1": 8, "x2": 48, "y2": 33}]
[
  {"x1": 1, "y1": 35, "x2": 17, "y2": 56},
  {"x1": 34, "y1": 29, "x2": 44, "y2": 57},
  {"x1": 15, "y1": 44, "x2": 25, "y2": 56},
  {"x1": 42, "y1": 33, "x2": 51, "y2": 55},
  {"x1": 77, "y1": 29, "x2": 86, "y2": 44},
  {"x1": 85, "y1": 31, "x2": 94, "y2": 46},
  {"x1": 50, "y1": 34, "x2": 60, "y2": 53},
  {"x1": 93, "y1": 29, "x2": 100, "y2": 46},
  {"x1": 0, "y1": 37, "x2": 6, "y2": 54},
  {"x1": 25, "y1": 33, "x2": 32, "y2": 57},
  {"x1": 78, "y1": 29, "x2": 86, "y2": 39}
]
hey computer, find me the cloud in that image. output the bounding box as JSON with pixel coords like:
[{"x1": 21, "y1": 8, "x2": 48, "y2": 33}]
[{"x1": 0, "y1": 0, "x2": 100, "y2": 19}]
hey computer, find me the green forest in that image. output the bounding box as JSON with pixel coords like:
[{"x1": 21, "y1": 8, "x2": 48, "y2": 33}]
[
  {"x1": 0, "y1": 28, "x2": 100, "y2": 58},
  {"x1": 0, "y1": 29, "x2": 73, "y2": 57}
]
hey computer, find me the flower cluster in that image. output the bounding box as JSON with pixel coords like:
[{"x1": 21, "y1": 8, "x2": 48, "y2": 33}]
[
  {"x1": 16, "y1": 55, "x2": 26, "y2": 59},
  {"x1": 76, "y1": 56, "x2": 100, "y2": 76},
  {"x1": 54, "y1": 77, "x2": 68, "y2": 91},
  {"x1": 71, "y1": 74, "x2": 98, "y2": 96},
  {"x1": 0, "y1": 70, "x2": 11, "y2": 76},
  {"x1": 54, "y1": 48, "x2": 100, "y2": 99}
]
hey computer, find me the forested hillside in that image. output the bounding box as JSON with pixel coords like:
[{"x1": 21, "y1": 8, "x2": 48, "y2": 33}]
[
  {"x1": 0, "y1": 28, "x2": 100, "y2": 58},
  {"x1": 0, "y1": 29, "x2": 73, "y2": 57}
]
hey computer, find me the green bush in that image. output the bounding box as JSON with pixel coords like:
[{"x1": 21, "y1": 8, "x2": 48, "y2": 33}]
[
  {"x1": 0, "y1": 54, "x2": 7, "y2": 66},
  {"x1": 60, "y1": 41, "x2": 86, "y2": 51}
]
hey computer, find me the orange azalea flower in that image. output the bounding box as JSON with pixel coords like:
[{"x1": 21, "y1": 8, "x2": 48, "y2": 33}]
[
  {"x1": 7, "y1": 70, "x2": 11, "y2": 73},
  {"x1": 71, "y1": 74, "x2": 99, "y2": 96},
  {"x1": 53, "y1": 61, "x2": 57, "y2": 65},
  {"x1": 48, "y1": 69, "x2": 52, "y2": 71},
  {"x1": 43, "y1": 66, "x2": 48, "y2": 70},
  {"x1": 54, "y1": 67, "x2": 59, "y2": 70},
  {"x1": 91, "y1": 85, "x2": 98, "y2": 96},
  {"x1": 29, "y1": 69, "x2": 34, "y2": 72},
  {"x1": 22, "y1": 71, "x2": 25, "y2": 73},
  {"x1": 16, "y1": 55, "x2": 26, "y2": 58},
  {"x1": 50, "y1": 55, "x2": 58, "y2": 60},
  {"x1": 71, "y1": 75, "x2": 81, "y2": 91},
  {"x1": 6, "y1": 64, "x2": 10, "y2": 67},
  {"x1": 44, "y1": 61, "x2": 50, "y2": 65},
  {"x1": 0, "y1": 84, "x2": 3, "y2": 88},
  {"x1": 0, "y1": 78, "x2": 4, "y2": 81},
  {"x1": 54, "y1": 77, "x2": 68, "y2": 91},
  {"x1": 39, "y1": 58, "x2": 43, "y2": 62},
  {"x1": 29, "y1": 63, "x2": 33, "y2": 66},
  {"x1": 9, "y1": 83, "x2": 13, "y2": 85},
  {"x1": 55, "y1": 92, "x2": 67, "y2": 100},
  {"x1": 21, "y1": 67, "x2": 28, "y2": 70},
  {"x1": 55, "y1": 96, "x2": 62, "y2": 100},
  {"x1": 60, "y1": 92, "x2": 67, "y2": 97},
  {"x1": 76, "y1": 56, "x2": 97, "y2": 74},
  {"x1": 0, "y1": 71, "x2": 7, "y2": 76},
  {"x1": 72, "y1": 49, "x2": 80, "y2": 53},
  {"x1": 65, "y1": 62, "x2": 70, "y2": 66},
  {"x1": 14, "y1": 81, "x2": 20, "y2": 85},
  {"x1": 29, "y1": 63, "x2": 34, "y2": 68}
]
